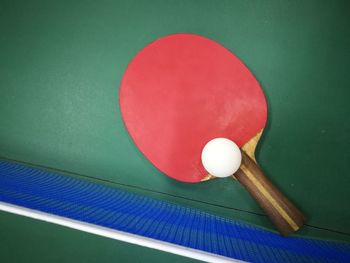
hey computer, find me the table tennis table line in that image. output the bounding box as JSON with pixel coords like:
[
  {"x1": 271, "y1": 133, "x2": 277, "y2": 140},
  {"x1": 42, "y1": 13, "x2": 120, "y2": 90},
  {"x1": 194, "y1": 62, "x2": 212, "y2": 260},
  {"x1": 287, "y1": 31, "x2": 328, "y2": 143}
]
[{"x1": 0, "y1": 201, "x2": 243, "y2": 263}]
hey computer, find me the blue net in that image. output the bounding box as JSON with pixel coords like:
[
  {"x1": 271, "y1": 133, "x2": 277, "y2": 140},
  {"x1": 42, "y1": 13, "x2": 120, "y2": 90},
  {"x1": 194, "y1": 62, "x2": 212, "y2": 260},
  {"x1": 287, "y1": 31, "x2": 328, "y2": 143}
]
[{"x1": 0, "y1": 160, "x2": 349, "y2": 262}]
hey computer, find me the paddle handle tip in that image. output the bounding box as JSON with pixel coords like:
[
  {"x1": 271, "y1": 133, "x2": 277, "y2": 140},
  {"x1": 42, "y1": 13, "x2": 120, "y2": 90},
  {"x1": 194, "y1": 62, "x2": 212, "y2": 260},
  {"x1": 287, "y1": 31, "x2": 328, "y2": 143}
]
[{"x1": 235, "y1": 151, "x2": 305, "y2": 236}]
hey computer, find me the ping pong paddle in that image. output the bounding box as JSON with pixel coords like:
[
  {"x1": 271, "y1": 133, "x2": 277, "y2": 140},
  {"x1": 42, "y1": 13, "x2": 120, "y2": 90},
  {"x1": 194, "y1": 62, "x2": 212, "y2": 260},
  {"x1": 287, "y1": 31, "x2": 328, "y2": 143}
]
[{"x1": 119, "y1": 33, "x2": 305, "y2": 236}]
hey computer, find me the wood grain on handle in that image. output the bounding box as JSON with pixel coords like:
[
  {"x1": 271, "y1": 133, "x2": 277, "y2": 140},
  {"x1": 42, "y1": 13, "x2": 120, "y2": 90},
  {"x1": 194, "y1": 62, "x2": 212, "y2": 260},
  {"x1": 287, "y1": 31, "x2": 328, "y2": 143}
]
[{"x1": 235, "y1": 151, "x2": 305, "y2": 236}]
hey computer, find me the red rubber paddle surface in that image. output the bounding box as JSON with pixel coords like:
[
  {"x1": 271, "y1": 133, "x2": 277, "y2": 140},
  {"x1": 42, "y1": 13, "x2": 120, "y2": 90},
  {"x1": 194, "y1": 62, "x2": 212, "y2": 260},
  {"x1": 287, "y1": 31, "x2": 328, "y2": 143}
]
[{"x1": 120, "y1": 34, "x2": 267, "y2": 183}]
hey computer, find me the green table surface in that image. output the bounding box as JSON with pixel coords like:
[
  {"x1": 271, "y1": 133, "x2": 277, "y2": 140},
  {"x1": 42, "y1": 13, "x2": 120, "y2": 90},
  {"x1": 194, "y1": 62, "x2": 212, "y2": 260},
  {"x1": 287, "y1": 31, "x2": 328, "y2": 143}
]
[
  {"x1": 0, "y1": 211, "x2": 199, "y2": 263},
  {"x1": 0, "y1": 1, "x2": 350, "y2": 260}
]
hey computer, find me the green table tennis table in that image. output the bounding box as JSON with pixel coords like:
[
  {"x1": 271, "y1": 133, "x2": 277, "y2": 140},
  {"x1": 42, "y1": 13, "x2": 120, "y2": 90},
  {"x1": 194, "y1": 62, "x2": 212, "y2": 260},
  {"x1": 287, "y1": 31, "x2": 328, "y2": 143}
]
[{"x1": 0, "y1": 0, "x2": 349, "y2": 262}]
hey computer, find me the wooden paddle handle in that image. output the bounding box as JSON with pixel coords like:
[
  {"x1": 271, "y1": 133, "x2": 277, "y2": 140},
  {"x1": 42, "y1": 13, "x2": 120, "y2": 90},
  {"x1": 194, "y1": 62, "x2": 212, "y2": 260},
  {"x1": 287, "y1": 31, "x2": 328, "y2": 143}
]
[{"x1": 234, "y1": 151, "x2": 305, "y2": 236}]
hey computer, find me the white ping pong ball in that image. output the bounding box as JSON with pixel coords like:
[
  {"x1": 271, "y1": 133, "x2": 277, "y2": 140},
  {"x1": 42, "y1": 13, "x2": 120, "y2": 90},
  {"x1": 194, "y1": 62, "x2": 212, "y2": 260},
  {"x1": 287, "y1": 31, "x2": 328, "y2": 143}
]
[{"x1": 201, "y1": 138, "x2": 242, "y2": 178}]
